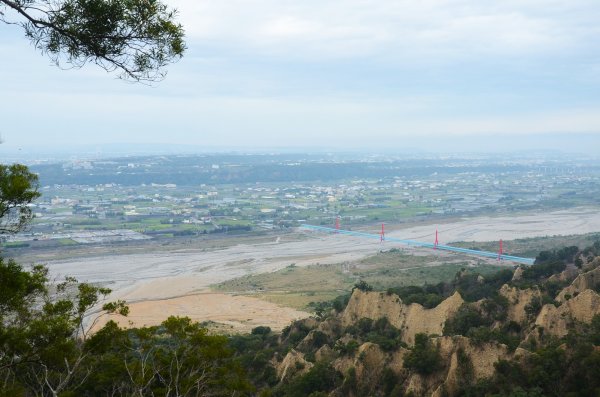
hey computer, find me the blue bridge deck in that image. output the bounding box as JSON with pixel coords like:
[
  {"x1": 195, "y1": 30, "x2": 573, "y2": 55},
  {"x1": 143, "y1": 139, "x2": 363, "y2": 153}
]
[{"x1": 300, "y1": 224, "x2": 535, "y2": 266}]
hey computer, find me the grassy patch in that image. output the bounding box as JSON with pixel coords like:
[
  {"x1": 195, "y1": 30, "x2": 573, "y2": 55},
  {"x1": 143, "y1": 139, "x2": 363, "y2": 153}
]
[
  {"x1": 254, "y1": 291, "x2": 342, "y2": 311},
  {"x1": 213, "y1": 250, "x2": 508, "y2": 311},
  {"x1": 214, "y1": 263, "x2": 353, "y2": 295}
]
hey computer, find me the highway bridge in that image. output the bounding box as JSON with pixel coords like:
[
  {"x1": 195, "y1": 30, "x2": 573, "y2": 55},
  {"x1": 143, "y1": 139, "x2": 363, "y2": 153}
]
[{"x1": 300, "y1": 224, "x2": 535, "y2": 266}]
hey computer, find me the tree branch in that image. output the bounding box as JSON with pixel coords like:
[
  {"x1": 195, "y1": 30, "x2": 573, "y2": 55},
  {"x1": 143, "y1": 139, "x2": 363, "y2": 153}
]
[{"x1": 0, "y1": 0, "x2": 185, "y2": 82}]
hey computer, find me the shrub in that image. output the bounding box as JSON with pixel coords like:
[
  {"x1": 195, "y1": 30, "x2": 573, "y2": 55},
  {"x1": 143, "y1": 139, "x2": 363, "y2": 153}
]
[
  {"x1": 454, "y1": 269, "x2": 512, "y2": 302},
  {"x1": 332, "y1": 294, "x2": 351, "y2": 312},
  {"x1": 467, "y1": 327, "x2": 520, "y2": 352},
  {"x1": 543, "y1": 281, "x2": 568, "y2": 299},
  {"x1": 353, "y1": 280, "x2": 373, "y2": 292},
  {"x1": 310, "y1": 331, "x2": 329, "y2": 350},
  {"x1": 357, "y1": 317, "x2": 374, "y2": 334},
  {"x1": 252, "y1": 326, "x2": 272, "y2": 335},
  {"x1": 281, "y1": 362, "x2": 342, "y2": 397},
  {"x1": 522, "y1": 260, "x2": 566, "y2": 281},
  {"x1": 334, "y1": 340, "x2": 360, "y2": 356},
  {"x1": 404, "y1": 334, "x2": 441, "y2": 375},
  {"x1": 481, "y1": 296, "x2": 509, "y2": 322},
  {"x1": 381, "y1": 367, "x2": 399, "y2": 396},
  {"x1": 387, "y1": 284, "x2": 446, "y2": 308},
  {"x1": 444, "y1": 305, "x2": 489, "y2": 336},
  {"x1": 525, "y1": 297, "x2": 543, "y2": 319},
  {"x1": 341, "y1": 367, "x2": 357, "y2": 394},
  {"x1": 345, "y1": 317, "x2": 404, "y2": 352}
]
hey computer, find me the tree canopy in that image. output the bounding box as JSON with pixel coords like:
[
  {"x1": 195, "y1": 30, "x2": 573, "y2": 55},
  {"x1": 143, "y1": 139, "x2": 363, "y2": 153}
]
[
  {"x1": 0, "y1": 164, "x2": 40, "y2": 235},
  {"x1": 0, "y1": 0, "x2": 185, "y2": 81}
]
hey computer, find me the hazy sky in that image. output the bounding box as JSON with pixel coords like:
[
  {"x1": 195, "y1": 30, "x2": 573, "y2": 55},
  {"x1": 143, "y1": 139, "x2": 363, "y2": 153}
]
[{"x1": 1, "y1": 0, "x2": 600, "y2": 153}]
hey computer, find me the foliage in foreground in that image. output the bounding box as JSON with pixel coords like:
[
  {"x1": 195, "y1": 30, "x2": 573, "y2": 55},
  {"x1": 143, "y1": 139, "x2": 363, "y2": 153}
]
[
  {"x1": 0, "y1": 258, "x2": 252, "y2": 396},
  {"x1": 0, "y1": 164, "x2": 40, "y2": 235},
  {"x1": 0, "y1": 0, "x2": 185, "y2": 81}
]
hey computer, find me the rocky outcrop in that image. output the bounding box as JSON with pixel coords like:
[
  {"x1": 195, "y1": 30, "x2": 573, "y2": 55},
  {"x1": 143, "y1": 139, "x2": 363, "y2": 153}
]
[
  {"x1": 276, "y1": 349, "x2": 313, "y2": 382},
  {"x1": 547, "y1": 264, "x2": 580, "y2": 284},
  {"x1": 316, "y1": 316, "x2": 342, "y2": 337},
  {"x1": 499, "y1": 284, "x2": 541, "y2": 324},
  {"x1": 333, "y1": 290, "x2": 517, "y2": 395},
  {"x1": 342, "y1": 290, "x2": 464, "y2": 344},
  {"x1": 334, "y1": 335, "x2": 523, "y2": 397},
  {"x1": 556, "y1": 266, "x2": 600, "y2": 303},
  {"x1": 296, "y1": 329, "x2": 323, "y2": 351},
  {"x1": 330, "y1": 335, "x2": 528, "y2": 397},
  {"x1": 333, "y1": 342, "x2": 407, "y2": 397},
  {"x1": 403, "y1": 336, "x2": 512, "y2": 397},
  {"x1": 315, "y1": 344, "x2": 335, "y2": 362},
  {"x1": 275, "y1": 262, "x2": 600, "y2": 395},
  {"x1": 582, "y1": 255, "x2": 600, "y2": 271},
  {"x1": 511, "y1": 266, "x2": 524, "y2": 281},
  {"x1": 352, "y1": 342, "x2": 388, "y2": 383},
  {"x1": 535, "y1": 289, "x2": 600, "y2": 337}
]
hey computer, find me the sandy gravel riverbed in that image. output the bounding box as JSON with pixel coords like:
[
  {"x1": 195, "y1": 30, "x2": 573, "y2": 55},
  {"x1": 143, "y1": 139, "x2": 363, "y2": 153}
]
[{"x1": 42, "y1": 207, "x2": 600, "y2": 332}]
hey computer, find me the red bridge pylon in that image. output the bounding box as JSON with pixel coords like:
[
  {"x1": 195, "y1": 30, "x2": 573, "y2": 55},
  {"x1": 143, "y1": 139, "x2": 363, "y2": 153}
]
[
  {"x1": 380, "y1": 223, "x2": 385, "y2": 242},
  {"x1": 335, "y1": 216, "x2": 340, "y2": 234},
  {"x1": 434, "y1": 229, "x2": 439, "y2": 250}
]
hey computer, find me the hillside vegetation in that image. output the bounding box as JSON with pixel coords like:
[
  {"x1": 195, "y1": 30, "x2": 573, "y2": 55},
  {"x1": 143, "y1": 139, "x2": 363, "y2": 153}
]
[
  {"x1": 237, "y1": 241, "x2": 600, "y2": 396},
  {"x1": 2, "y1": 242, "x2": 600, "y2": 396}
]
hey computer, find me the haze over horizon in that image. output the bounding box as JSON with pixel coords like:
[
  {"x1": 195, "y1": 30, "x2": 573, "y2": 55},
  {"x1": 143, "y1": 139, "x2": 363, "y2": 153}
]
[
  {"x1": 2, "y1": 0, "x2": 600, "y2": 153},
  {"x1": 2, "y1": 134, "x2": 600, "y2": 160}
]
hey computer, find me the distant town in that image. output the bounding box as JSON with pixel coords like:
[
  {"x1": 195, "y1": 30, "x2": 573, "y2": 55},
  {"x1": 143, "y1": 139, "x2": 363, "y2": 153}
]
[{"x1": 4, "y1": 153, "x2": 600, "y2": 249}]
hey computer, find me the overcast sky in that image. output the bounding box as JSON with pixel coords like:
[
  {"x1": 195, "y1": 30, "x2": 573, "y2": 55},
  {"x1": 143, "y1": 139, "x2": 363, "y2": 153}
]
[{"x1": 1, "y1": 0, "x2": 600, "y2": 154}]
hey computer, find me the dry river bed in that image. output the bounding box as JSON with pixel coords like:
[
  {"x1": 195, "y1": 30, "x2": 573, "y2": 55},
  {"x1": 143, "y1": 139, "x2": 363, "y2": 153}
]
[{"x1": 37, "y1": 207, "x2": 600, "y2": 332}]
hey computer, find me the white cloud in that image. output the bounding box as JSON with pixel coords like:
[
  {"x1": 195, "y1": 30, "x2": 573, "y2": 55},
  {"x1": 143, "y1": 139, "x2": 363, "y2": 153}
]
[
  {"x1": 403, "y1": 108, "x2": 600, "y2": 136},
  {"x1": 2, "y1": 84, "x2": 600, "y2": 147},
  {"x1": 2, "y1": 0, "x2": 600, "y2": 150},
  {"x1": 168, "y1": 0, "x2": 597, "y2": 61}
]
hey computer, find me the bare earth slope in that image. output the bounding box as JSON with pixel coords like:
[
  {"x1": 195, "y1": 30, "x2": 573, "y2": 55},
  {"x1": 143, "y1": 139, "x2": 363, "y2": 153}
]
[{"x1": 342, "y1": 290, "x2": 464, "y2": 344}]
